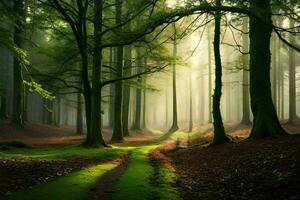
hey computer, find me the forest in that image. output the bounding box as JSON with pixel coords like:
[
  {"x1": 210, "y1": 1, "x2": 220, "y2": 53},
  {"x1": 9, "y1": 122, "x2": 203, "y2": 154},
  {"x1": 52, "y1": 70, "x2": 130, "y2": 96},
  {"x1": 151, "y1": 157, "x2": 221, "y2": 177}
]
[{"x1": 0, "y1": 0, "x2": 300, "y2": 199}]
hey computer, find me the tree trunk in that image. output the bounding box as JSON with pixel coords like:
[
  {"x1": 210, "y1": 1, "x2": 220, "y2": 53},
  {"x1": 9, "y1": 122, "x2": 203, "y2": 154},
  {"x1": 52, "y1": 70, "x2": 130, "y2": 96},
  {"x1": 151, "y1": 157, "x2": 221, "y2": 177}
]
[
  {"x1": 131, "y1": 47, "x2": 142, "y2": 130},
  {"x1": 188, "y1": 70, "x2": 193, "y2": 132},
  {"x1": 249, "y1": 0, "x2": 287, "y2": 138},
  {"x1": 111, "y1": 0, "x2": 124, "y2": 142},
  {"x1": 241, "y1": 17, "x2": 251, "y2": 125},
  {"x1": 122, "y1": 45, "x2": 132, "y2": 137},
  {"x1": 141, "y1": 57, "x2": 147, "y2": 129},
  {"x1": 168, "y1": 22, "x2": 179, "y2": 133},
  {"x1": 76, "y1": 92, "x2": 83, "y2": 134},
  {"x1": 288, "y1": 19, "x2": 297, "y2": 123},
  {"x1": 212, "y1": 0, "x2": 229, "y2": 145},
  {"x1": 55, "y1": 96, "x2": 61, "y2": 127},
  {"x1": 85, "y1": 0, "x2": 106, "y2": 146},
  {"x1": 0, "y1": 96, "x2": 7, "y2": 119},
  {"x1": 11, "y1": 0, "x2": 25, "y2": 127},
  {"x1": 109, "y1": 47, "x2": 115, "y2": 128},
  {"x1": 271, "y1": 32, "x2": 277, "y2": 109},
  {"x1": 207, "y1": 25, "x2": 212, "y2": 123}
]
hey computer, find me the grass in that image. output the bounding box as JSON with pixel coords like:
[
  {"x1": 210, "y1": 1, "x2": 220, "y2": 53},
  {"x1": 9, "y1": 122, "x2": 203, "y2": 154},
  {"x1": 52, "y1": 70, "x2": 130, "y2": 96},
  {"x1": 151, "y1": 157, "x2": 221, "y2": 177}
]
[
  {"x1": 5, "y1": 163, "x2": 118, "y2": 200},
  {"x1": 0, "y1": 146, "x2": 123, "y2": 160},
  {"x1": 111, "y1": 145, "x2": 181, "y2": 200}
]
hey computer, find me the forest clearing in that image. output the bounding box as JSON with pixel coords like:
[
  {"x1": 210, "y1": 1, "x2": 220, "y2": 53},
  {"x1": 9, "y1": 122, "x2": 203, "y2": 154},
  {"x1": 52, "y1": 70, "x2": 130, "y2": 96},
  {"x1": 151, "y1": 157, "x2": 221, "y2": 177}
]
[{"x1": 1, "y1": 0, "x2": 300, "y2": 199}]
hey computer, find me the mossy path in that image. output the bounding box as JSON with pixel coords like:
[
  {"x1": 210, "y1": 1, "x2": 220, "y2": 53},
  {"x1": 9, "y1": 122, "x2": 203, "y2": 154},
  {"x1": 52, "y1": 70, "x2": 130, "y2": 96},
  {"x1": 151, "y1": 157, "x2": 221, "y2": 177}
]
[
  {"x1": 2, "y1": 130, "x2": 206, "y2": 200},
  {"x1": 110, "y1": 145, "x2": 180, "y2": 200}
]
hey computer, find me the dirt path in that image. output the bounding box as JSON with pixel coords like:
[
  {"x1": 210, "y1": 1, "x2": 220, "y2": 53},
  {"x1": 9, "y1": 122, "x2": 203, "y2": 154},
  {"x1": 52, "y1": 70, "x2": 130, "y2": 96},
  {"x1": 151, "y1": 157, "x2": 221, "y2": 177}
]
[{"x1": 88, "y1": 152, "x2": 131, "y2": 200}]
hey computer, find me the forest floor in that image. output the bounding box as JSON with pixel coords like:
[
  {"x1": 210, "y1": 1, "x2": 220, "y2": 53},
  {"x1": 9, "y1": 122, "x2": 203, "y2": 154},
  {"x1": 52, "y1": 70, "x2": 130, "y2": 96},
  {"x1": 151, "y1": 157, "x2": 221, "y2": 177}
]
[
  {"x1": 0, "y1": 119, "x2": 300, "y2": 200},
  {"x1": 161, "y1": 120, "x2": 300, "y2": 200}
]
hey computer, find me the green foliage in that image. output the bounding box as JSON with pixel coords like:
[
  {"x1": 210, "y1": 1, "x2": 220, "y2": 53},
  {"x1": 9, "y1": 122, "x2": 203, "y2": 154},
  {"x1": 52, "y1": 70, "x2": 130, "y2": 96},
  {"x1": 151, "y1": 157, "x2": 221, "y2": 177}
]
[
  {"x1": 0, "y1": 146, "x2": 123, "y2": 160},
  {"x1": 23, "y1": 80, "x2": 55, "y2": 100},
  {"x1": 6, "y1": 163, "x2": 117, "y2": 200}
]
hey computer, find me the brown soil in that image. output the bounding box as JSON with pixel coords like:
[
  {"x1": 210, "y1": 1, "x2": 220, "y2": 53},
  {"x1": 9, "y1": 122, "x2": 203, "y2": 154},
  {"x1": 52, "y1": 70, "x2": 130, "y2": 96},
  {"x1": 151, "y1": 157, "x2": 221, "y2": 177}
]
[
  {"x1": 162, "y1": 123, "x2": 300, "y2": 200},
  {"x1": 88, "y1": 153, "x2": 130, "y2": 200},
  {"x1": 0, "y1": 156, "x2": 119, "y2": 195}
]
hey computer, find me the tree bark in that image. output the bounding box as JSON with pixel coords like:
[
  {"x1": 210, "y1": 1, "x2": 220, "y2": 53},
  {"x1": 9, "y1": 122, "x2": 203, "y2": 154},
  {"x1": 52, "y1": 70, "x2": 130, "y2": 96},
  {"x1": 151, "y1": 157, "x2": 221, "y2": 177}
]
[
  {"x1": 168, "y1": 22, "x2": 179, "y2": 133},
  {"x1": 109, "y1": 47, "x2": 115, "y2": 128},
  {"x1": 131, "y1": 47, "x2": 142, "y2": 131},
  {"x1": 85, "y1": 0, "x2": 106, "y2": 146},
  {"x1": 141, "y1": 57, "x2": 147, "y2": 129},
  {"x1": 122, "y1": 45, "x2": 132, "y2": 136},
  {"x1": 288, "y1": 19, "x2": 297, "y2": 123},
  {"x1": 249, "y1": 0, "x2": 287, "y2": 138},
  {"x1": 111, "y1": 0, "x2": 124, "y2": 142},
  {"x1": 241, "y1": 17, "x2": 251, "y2": 125},
  {"x1": 188, "y1": 70, "x2": 193, "y2": 132},
  {"x1": 11, "y1": 0, "x2": 25, "y2": 127},
  {"x1": 207, "y1": 25, "x2": 212, "y2": 123},
  {"x1": 76, "y1": 92, "x2": 83, "y2": 134},
  {"x1": 212, "y1": 0, "x2": 229, "y2": 145}
]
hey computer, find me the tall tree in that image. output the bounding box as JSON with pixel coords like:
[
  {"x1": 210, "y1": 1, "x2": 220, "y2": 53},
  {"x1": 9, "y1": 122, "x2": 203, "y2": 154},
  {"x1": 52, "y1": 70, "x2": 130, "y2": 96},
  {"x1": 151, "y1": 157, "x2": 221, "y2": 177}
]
[
  {"x1": 288, "y1": 19, "x2": 297, "y2": 123},
  {"x1": 76, "y1": 92, "x2": 83, "y2": 134},
  {"x1": 111, "y1": 0, "x2": 124, "y2": 142},
  {"x1": 168, "y1": 22, "x2": 179, "y2": 133},
  {"x1": 87, "y1": 0, "x2": 106, "y2": 146},
  {"x1": 188, "y1": 69, "x2": 193, "y2": 132},
  {"x1": 241, "y1": 16, "x2": 251, "y2": 125},
  {"x1": 248, "y1": 0, "x2": 287, "y2": 138},
  {"x1": 212, "y1": 0, "x2": 229, "y2": 144},
  {"x1": 122, "y1": 45, "x2": 132, "y2": 136},
  {"x1": 131, "y1": 47, "x2": 142, "y2": 131},
  {"x1": 207, "y1": 24, "x2": 212, "y2": 123},
  {"x1": 109, "y1": 47, "x2": 115, "y2": 128},
  {"x1": 11, "y1": 0, "x2": 26, "y2": 127}
]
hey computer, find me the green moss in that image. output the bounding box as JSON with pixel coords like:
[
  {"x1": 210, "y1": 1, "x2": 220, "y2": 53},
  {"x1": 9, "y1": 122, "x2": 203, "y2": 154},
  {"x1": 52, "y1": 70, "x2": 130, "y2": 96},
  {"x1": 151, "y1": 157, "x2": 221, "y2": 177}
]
[
  {"x1": 0, "y1": 146, "x2": 122, "y2": 160},
  {"x1": 111, "y1": 145, "x2": 181, "y2": 200},
  {"x1": 5, "y1": 163, "x2": 117, "y2": 200}
]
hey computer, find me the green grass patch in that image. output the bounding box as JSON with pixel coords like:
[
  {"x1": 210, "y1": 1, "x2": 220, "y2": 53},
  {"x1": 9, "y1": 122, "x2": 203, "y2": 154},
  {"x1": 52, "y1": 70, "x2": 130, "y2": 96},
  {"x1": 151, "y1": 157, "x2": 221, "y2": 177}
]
[
  {"x1": 111, "y1": 145, "x2": 180, "y2": 200},
  {"x1": 168, "y1": 128, "x2": 204, "y2": 141},
  {"x1": 155, "y1": 163, "x2": 181, "y2": 200},
  {"x1": 0, "y1": 146, "x2": 123, "y2": 160},
  {"x1": 5, "y1": 163, "x2": 117, "y2": 200}
]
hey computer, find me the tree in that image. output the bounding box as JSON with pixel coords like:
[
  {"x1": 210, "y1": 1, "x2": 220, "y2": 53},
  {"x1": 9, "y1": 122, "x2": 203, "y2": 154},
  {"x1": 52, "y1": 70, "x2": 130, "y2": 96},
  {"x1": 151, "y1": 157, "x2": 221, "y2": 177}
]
[
  {"x1": 211, "y1": 0, "x2": 229, "y2": 144},
  {"x1": 207, "y1": 24, "x2": 213, "y2": 123},
  {"x1": 131, "y1": 47, "x2": 143, "y2": 131},
  {"x1": 248, "y1": 0, "x2": 287, "y2": 138},
  {"x1": 168, "y1": 22, "x2": 179, "y2": 133},
  {"x1": 241, "y1": 16, "x2": 251, "y2": 125},
  {"x1": 288, "y1": 19, "x2": 297, "y2": 123},
  {"x1": 122, "y1": 45, "x2": 132, "y2": 136},
  {"x1": 111, "y1": 0, "x2": 124, "y2": 142},
  {"x1": 11, "y1": 0, "x2": 26, "y2": 127}
]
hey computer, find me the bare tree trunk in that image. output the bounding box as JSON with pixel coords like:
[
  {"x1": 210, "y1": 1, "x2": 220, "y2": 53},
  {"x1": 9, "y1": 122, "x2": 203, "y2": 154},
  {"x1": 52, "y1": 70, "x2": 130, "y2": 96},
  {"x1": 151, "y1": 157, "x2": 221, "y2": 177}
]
[
  {"x1": 76, "y1": 92, "x2": 83, "y2": 134},
  {"x1": 241, "y1": 17, "x2": 251, "y2": 125},
  {"x1": 207, "y1": 25, "x2": 212, "y2": 123},
  {"x1": 249, "y1": 0, "x2": 287, "y2": 138},
  {"x1": 111, "y1": 0, "x2": 124, "y2": 142},
  {"x1": 131, "y1": 47, "x2": 142, "y2": 130},
  {"x1": 109, "y1": 47, "x2": 115, "y2": 128},
  {"x1": 122, "y1": 45, "x2": 132, "y2": 136},
  {"x1": 168, "y1": 22, "x2": 179, "y2": 133},
  {"x1": 85, "y1": 0, "x2": 106, "y2": 146},
  {"x1": 212, "y1": 0, "x2": 229, "y2": 145},
  {"x1": 188, "y1": 70, "x2": 193, "y2": 132},
  {"x1": 288, "y1": 19, "x2": 297, "y2": 123},
  {"x1": 11, "y1": 0, "x2": 25, "y2": 127}
]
